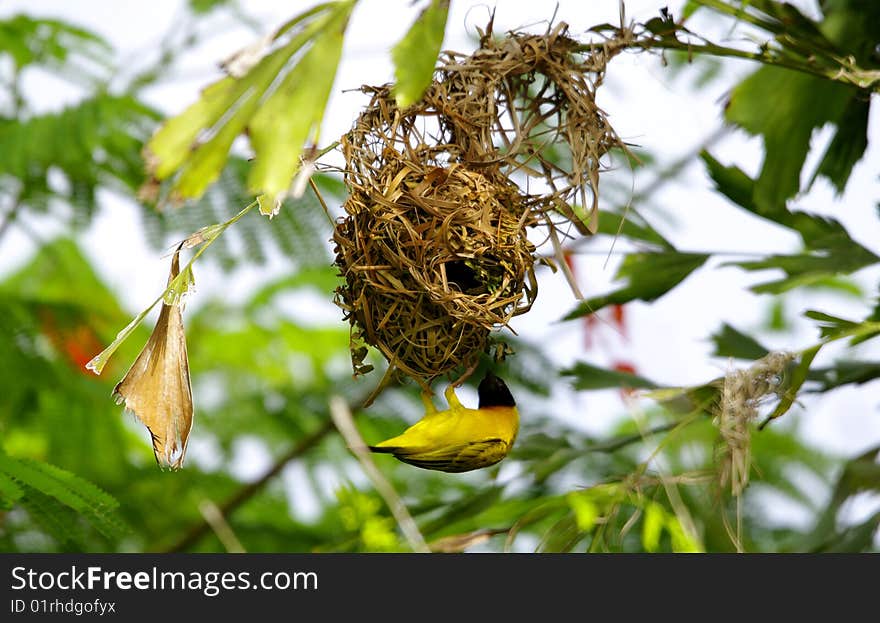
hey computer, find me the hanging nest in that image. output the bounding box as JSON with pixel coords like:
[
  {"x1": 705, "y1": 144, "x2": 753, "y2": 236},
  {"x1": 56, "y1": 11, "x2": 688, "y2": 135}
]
[
  {"x1": 333, "y1": 21, "x2": 630, "y2": 383},
  {"x1": 333, "y1": 145, "x2": 537, "y2": 381}
]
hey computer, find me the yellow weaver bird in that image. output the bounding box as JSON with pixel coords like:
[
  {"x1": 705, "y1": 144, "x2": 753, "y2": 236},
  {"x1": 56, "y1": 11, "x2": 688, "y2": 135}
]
[{"x1": 369, "y1": 372, "x2": 519, "y2": 473}]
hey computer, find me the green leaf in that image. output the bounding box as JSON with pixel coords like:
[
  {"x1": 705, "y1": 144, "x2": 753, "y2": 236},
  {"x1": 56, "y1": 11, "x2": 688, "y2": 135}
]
[
  {"x1": 733, "y1": 249, "x2": 877, "y2": 295},
  {"x1": 147, "y1": 4, "x2": 332, "y2": 182},
  {"x1": 805, "y1": 310, "x2": 860, "y2": 340},
  {"x1": 145, "y1": 1, "x2": 355, "y2": 201},
  {"x1": 567, "y1": 492, "x2": 599, "y2": 532},
  {"x1": 0, "y1": 449, "x2": 125, "y2": 539},
  {"x1": 703, "y1": 152, "x2": 878, "y2": 294},
  {"x1": 248, "y1": 2, "x2": 351, "y2": 202},
  {"x1": 725, "y1": 66, "x2": 858, "y2": 211},
  {"x1": 19, "y1": 487, "x2": 83, "y2": 545},
  {"x1": 564, "y1": 252, "x2": 709, "y2": 319},
  {"x1": 641, "y1": 502, "x2": 664, "y2": 552},
  {"x1": 710, "y1": 323, "x2": 770, "y2": 360},
  {"x1": 702, "y1": 150, "x2": 876, "y2": 248},
  {"x1": 814, "y1": 511, "x2": 880, "y2": 553},
  {"x1": 808, "y1": 360, "x2": 880, "y2": 392},
  {"x1": 0, "y1": 471, "x2": 24, "y2": 510},
  {"x1": 392, "y1": 0, "x2": 449, "y2": 107},
  {"x1": 0, "y1": 15, "x2": 111, "y2": 73},
  {"x1": 595, "y1": 209, "x2": 673, "y2": 250},
  {"x1": 538, "y1": 513, "x2": 584, "y2": 553},
  {"x1": 0, "y1": 95, "x2": 158, "y2": 219},
  {"x1": 819, "y1": 0, "x2": 880, "y2": 65},
  {"x1": 805, "y1": 309, "x2": 880, "y2": 345},
  {"x1": 811, "y1": 97, "x2": 870, "y2": 194},
  {"x1": 739, "y1": 0, "x2": 833, "y2": 43},
  {"x1": 648, "y1": 382, "x2": 721, "y2": 417},
  {"x1": 767, "y1": 298, "x2": 787, "y2": 331},
  {"x1": 561, "y1": 361, "x2": 659, "y2": 391},
  {"x1": 681, "y1": 1, "x2": 702, "y2": 20},
  {"x1": 801, "y1": 445, "x2": 880, "y2": 551},
  {"x1": 667, "y1": 515, "x2": 703, "y2": 553},
  {"x1": 801, "y1": 275, "x2": 864, "y2": 298},
  {"x1": 701, "y1": 150, "x2": 769, "y2": 214},
  {"x1": 188, "y1": 0, "x2": 230, "y2": 13}
]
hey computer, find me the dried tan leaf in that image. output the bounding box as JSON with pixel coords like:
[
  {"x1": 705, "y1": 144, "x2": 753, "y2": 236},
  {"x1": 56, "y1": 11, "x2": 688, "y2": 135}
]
[{"x1": 113, "y1": 247, "x2": 193, "y2": 470}]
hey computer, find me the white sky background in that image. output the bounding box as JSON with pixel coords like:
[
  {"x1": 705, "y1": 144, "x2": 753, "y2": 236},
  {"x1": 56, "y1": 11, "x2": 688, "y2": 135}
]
[{"x1": 2, "y1": 0, "x2": 879, "y2": 537}]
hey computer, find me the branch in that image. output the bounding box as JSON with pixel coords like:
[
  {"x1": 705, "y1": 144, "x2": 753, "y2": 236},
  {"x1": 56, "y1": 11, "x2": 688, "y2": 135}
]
[
  {"x1": 163, "y1": 417, "x2": 336, "y2": 552},
  {"x1": 585, "y1": 420, "x2": 680, "y2": 454},
  {"x1": 631, "y1": 36, "x2": 879, "y2": 92},
  {"x1": 329, "y1": 396, "x2": 430, "y2": 553}
]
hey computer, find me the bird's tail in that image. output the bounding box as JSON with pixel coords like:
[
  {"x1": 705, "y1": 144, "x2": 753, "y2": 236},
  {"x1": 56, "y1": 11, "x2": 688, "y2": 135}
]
[{"x1": 368, "y1": 445, "x2": 395, "y2": 454}]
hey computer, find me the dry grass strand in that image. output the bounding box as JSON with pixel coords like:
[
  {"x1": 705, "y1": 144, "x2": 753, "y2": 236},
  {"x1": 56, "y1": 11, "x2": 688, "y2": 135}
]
[{"x1": 716, "y1": 352, "x2": 796, "y2": 496}]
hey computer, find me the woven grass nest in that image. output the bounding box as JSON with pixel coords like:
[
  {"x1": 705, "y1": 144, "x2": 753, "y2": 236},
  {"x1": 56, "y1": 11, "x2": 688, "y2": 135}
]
[{"x1": 333, "y1": 22, "x2": 628, "y2": 384}]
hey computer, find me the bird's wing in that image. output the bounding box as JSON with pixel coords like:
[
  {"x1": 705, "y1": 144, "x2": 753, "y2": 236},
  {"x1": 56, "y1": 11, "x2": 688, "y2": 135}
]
[
  {"x1": 390, "y1": 438, "x2": 509, "y2": 473},
  {"x1": 371, "y1": 407, "x2": 467, "y2": 451}
]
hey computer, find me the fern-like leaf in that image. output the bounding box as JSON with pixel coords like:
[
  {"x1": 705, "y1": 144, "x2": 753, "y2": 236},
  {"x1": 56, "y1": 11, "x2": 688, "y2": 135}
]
[
  {"x1": 18, "y1": 485, "x2": 85, "y2": 547},
  {"x1": 0, "y1": 471, "x2": 24, "y2": 510},
  {"x1": 0, "y1": 94, "x2": 159, "y2": 226},
  {"x1": 0, "y1": 15, "x2": 111, "y2": 76},
  {"x1": 0, "y1": 451, "x2": 127, "y2": 540}
]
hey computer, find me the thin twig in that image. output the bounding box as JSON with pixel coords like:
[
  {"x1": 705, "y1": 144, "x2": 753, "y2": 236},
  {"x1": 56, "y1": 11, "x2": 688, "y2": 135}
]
[
  {"x1": 627, "y1": 400, "x2": 702, "y2": 549},
  {"x1": 584, "y1": 420, "x2": 679, "y2": 454},
  {"x1": 198, "y1": 499, "x2": 246, "y2": 553},
  {"x1": 547, "y1": 216, "x2": 584, "y2": 301},
  {"x1": 630, "y1": 36, "x2": 879, "y2": 92},
  {"x1": 309, "y1": 175, "x2": 335, "y2": 226},
  {"x1": 329, "y1": 396, "x2": 430, "y2": 553}
]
